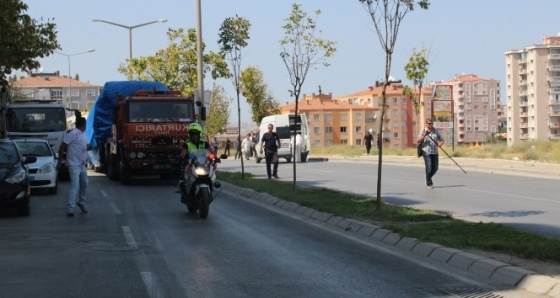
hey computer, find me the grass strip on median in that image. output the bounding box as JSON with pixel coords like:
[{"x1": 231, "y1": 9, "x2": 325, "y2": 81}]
[{"x1": 219, "y1": 171, "x2": 560, "y2": 264}]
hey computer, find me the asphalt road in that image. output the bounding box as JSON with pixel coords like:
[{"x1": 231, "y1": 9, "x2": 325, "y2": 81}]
[
  {"x1": 0, "y1": 169, "x2": 544, "y2": 297},
  {"x1": 221, "y1": 155, "x2": 560, "y2": 239}
]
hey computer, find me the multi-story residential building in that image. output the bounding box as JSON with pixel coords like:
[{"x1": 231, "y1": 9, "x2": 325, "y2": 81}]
[
  {"x1": 505, "y1": 35, "x2": 560, "y2": 146},
  {"x1": 439, "y1": 74, "x2": 501, "y2": 145},
  {"x1": 10, "y1": 71, "x2": 101, "y2": 113},
  {"x1": 337, "y1": 82, "x2": 427, "y2": 149},
  {"x1": 280, "y1": 91, "x2": 380, "y2": 148}
]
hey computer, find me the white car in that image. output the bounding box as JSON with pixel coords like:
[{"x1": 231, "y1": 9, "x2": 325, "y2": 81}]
[{"x1": 14, "y1": 139, "x2": 58, "y2": 194}]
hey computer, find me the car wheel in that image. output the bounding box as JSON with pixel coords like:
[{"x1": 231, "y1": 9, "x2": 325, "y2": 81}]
[
  {"x1": 49, "y1": 182, "x2": 58, "y2": 195},
  {"x1": 18, "y1": 200, "x2": 30, "y2": 216}
]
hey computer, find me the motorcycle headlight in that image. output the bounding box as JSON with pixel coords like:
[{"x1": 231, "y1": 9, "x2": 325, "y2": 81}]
[
  {"x1": 137, "y1": 152, "x2": 144, "y2": 158},
  {"x1": 6, "y1": 168, "x2": 26, "y2": 184},
  {"x1": 38, "y1": 163, "x2": 55, "y2": 173},
  {"x1": 194, "y1": 166, "x2": 208, "y2": 176},
  {"x1": 129, "y1": 152, "x2": 137, "y2": 159}
]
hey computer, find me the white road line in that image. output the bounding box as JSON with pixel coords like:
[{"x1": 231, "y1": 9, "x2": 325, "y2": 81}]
[
  {"x1": 121, "y1": 226, "x2": 138, "y2": 249},
  {"x1": 101, "y1": 190, "x2": 108, "y2": 197},
  {"x1": 110, "y1": 203, "x2": 122, "y2": 215},
  {"x1": 141, "y1": 272, "x2": 163, "y2": 298}
]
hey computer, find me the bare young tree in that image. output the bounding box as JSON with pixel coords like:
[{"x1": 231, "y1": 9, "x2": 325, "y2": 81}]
[
  {"x1": 280, "y1": 3, "x2": 336, "y2": 190},
  {"x1": 218, "y1": 15, "x2": 251, "y2": 178},
  {"x1": 359, "y1": 0, "x2": 430, "y2": 210},
  {"x1": 404, "y1": 47, "x2": 430, "y2": 135}
]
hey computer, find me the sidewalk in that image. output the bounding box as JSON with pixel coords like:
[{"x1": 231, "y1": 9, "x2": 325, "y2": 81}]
[{"x1": 312, "y1": 155, "x2": 560, "y2": 180}]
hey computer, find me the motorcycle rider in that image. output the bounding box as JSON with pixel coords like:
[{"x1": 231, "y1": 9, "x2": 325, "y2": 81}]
[{"x1": 179, "y1": 123, "x2": 213, "y2": 203}]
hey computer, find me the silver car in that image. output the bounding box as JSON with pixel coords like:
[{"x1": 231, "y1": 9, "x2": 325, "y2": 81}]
[{"x1": 14, "y1": 139, "x2": 58, "y2": 194}]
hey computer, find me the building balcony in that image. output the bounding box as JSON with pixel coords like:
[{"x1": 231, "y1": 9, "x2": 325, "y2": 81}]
[
  {"x1": 519, "y1": 68, "x2": 527, "y2": 74},
  {"x1": 520, "y1": 122, "x2": 528, "y2": 128},
  {"x1": 520, "y1": 112, "x2": 528, "y2": 117},
  {"x1": 519, "y1": 80, "x2": 527, "y2": 85},
  {"x1": 550, "y1": 109, "x2": 560, "y2": 116},
  {"x1": 549, "y1": 54, "x2": 560, "y2": 60},
  {"x1": 550, "y1": 133, "x2": 560, "y2": 140},
  {"x1": 519, "y1": 101, "x2": 528, "y2": 107},
  {"x1": 520, "y1": 133, "x2": 528, "y2": 139},
  {"x1": 518, "y1": 58, "x2": 527, "y2": 64},
  {"x1": 551, "y1": 99, "x2": 560, "y2": 105},
  {"x1": 549, "y1": 76, "x2": 560, "y2": 83},
  {"x1": 550, "y1": 122, "x2": 560, "y2": 128},
  {"x1": 549, "y1": 88, "x2": 560, "y2": 95},
  {"x1": 548, "y1": 65, "x2": 560, "y2": 71},
  {"x1": 519, "y1": 90, "x2": 528, "y2": 96}
]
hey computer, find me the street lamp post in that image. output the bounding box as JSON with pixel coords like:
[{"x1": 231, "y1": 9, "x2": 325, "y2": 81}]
[
  {"x1": 92, "y1": 18, "x2": 167, "y2": 61},
  {"x1": 56, "y1": 49, "x2": 95, "y2": 110}
]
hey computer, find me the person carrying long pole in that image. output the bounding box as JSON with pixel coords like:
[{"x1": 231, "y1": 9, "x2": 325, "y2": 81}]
[{"x1": 417, "y1": 118, "x2": 466, "y2": 189}]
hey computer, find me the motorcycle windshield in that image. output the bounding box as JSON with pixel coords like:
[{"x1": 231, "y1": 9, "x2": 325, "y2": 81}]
[{"x1": 189, "y1": 149, "x2": 211, "y2": 166}]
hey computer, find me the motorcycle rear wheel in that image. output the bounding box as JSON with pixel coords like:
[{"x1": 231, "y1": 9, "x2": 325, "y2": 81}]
[{"x1": 198, "y1": 189, "x2": 211, "y2": 219}]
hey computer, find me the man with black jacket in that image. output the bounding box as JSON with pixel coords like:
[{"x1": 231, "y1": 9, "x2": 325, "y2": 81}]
[{"x1": 259, "y1": 124, "x2": 281, "y2": 179}]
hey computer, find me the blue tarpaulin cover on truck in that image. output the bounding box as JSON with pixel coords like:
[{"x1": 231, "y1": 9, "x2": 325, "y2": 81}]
[{"x1": 85, "y1": 81, "x2": 169, "y2": 148}]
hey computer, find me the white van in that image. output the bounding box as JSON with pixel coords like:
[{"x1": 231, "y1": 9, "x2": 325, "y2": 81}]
[{"x1": 256, "y1": 113, "x2": 310, "y2": 163}]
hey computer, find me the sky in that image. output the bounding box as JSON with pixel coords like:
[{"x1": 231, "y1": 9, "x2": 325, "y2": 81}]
[{"x1": 19, "y1": 0, "x2": 560, "y2": 125}]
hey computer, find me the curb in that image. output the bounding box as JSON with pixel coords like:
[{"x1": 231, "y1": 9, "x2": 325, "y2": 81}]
[{"x1": 223, "y1": 182, "x2": 560, "y2": 297}]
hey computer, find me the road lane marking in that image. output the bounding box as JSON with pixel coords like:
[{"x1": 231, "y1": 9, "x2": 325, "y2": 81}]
[
  {"x1": 121, "y1": 226, "x2": 138, "y2": 249},
  {"x1": 141, "y1": 272, "x2": 163, "y2": 298},
  {"x1": 110, "y1": 203, "x2": 122, "y2": 215},
  {"x1": 101, "y1": 190, "x2": 108, "y2": 197}
]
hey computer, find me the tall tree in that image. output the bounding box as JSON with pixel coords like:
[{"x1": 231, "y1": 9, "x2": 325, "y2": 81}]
[
  {"x1": 359, "y1": 0, "x2": 430, "y2": 210},
  {"x1": 280, "y1": 3, "x2": 336, "y2": 189},
  {"x1": 205, "y1": 84, "x2": 232, "y2": 136},
  {"x1": 0, "y1": 0, "x2": 60, "y2": 86},
  {"x1": 118, "y1": 28, "x2": 230, "y2": 97},
  {"x1": 218, "y1": 15, "x2": 251, "y2": 178},
  {"x1": 240, "y1": 66, "x2": 281, "y2": 124},
  {"x1": 404, "y1": 47, "x2": 429, "y2": 134}
]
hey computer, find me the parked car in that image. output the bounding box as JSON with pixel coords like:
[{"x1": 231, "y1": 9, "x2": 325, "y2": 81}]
[
  {"x1": 14, "y1": 139, "x2": 58, "y2": 194},
  {"x1": 0, "y1": 139, "x2": 36, "y2": 216}
]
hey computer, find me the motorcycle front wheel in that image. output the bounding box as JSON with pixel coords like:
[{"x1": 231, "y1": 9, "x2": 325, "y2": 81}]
[{"x1": 198, "y1": 188, "x2": 211, "y2": 219}]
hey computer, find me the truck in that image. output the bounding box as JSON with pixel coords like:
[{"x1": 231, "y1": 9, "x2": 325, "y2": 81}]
[
  {"x1": 1, "y1": 88, "x2": 67, "y2": 154},
  {"x1": 89, "y1": 81, "x2": 196, "y2": 185},
  {"x1": 255, "y1": 113, "x2": 310, "y2": 163}
]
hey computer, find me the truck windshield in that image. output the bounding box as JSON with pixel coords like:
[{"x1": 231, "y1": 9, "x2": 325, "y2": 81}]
[
  {"x1": 129, "y1": 101, "x2": 194, "y2": 123},
  {"x1": 6, "y1": 107, "x2": 67, "y2": 132}
]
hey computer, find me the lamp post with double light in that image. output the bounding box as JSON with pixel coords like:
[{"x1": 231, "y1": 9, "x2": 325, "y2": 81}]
[
  {"x1": 92, "y1": 18, "x2": 167, "y2": 61},
  {"x1": 56, "y1": 49, "x2": 95, "y2": 110}
]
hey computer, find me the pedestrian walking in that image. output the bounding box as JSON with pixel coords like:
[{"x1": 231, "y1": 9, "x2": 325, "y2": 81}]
[
  {"x1": 363, "y1": 131, "x2": 373, "y2": 155},
  {"x1": 234, "y1": 137, "x2": 241, "y2": 160},
  {"x1": 251, "y1": 132, "x2": 258, "y2": 158},
  {"x1": 212, "y1": 137, "x2": 219, "y2": 154},
  {"x1": 416, "y1": 118, "x2": 444, "y2": 189},
  {"x1": 58, "y1": 117, "x2": 91, "y2": 217},
  {"x1": 260, "y1": 124, "x2": 281, "y2": 179},
  {"x1": 242, "y1": 133, "x2": 252, "y2": 160},
  {"x1": 224, "y1": 138, "x2": 231, "y2": 156}
]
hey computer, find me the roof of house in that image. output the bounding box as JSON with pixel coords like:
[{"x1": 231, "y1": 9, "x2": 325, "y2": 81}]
[{"x1": 12, "y1": 76, "x2": 98, "y2": 88}]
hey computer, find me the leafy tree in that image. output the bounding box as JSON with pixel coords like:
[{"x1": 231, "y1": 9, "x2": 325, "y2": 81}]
[
  {"x1": 205, "y1": 84, "x2": 232, "y2": 136},
  {"x1": 280, "y1": 3, "x2": 336, "y2": 189},
  {"x1": 240, "y1": 66, "x2": 281, "y2": 124},
  {"x1": 218, "y1": 15, "x2": 251, "y2": 178},
  {"x1": 118, "y1": 28, "x2": 230, "y2": 97},
  {"x1": 359, "y1": 0, "x2": 430, "y2": 210},
  {"x1": 0, "y1": 0, "x2": 60, "y2": 86},
  {"x1": 404, "y1": 47, "x2": 429, "y2": 134}
]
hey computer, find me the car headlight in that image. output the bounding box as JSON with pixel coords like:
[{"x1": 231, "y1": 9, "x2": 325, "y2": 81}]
[
  {"x1": 6, "y1": 169, "x2": 26, "y2": 184},
  {"x1": 38, "y1": 163, "x2": 55, "y2": 173},
  {"x1": 129, "y1": 152, "x2": 137, "y2": 159},
  {"x1": 137, "y1": 152, "x2": 144, "y2": 158}
]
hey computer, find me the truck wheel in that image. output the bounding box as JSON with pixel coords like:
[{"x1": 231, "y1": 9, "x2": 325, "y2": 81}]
[
  {"x1": 107, "y1": 153, "x2": 118, "y2": 181},
  {"x1": 120, "y1": 160, "x2": 131, "y2": 185}
]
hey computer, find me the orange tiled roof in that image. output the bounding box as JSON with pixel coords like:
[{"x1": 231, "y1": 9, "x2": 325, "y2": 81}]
[
  {"x1": 280, "y1": 97, "x2": 378, "y2": 113},
  {"x1": 11, "y1": 76, "x2": 97, "y2": 88}
]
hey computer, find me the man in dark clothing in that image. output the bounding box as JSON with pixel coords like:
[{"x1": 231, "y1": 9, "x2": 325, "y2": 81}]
[
  {"x1": 363, "y1": 131, "x2": 373, "y2": 155},
  {"x1": 259, "y1": 124, "x2": 281, "y2": 179},
  {"x1": 224, "y1": 138, "x2": 231, "y2": 156}
]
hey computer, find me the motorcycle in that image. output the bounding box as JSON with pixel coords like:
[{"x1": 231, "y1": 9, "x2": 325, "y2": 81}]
[{"x1": 178, "y1": 148, "x2": 222, "y2": 218}]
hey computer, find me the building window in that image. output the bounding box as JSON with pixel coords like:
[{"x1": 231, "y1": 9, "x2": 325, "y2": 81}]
[
  {"x1": 393, "y1": 98, "x2": 398, "y2": 104},
  {"x1": 340, "y1": 113, "x2": 347, "y2": 121},
  {"x1": 393, "y1": 121, "x2": 398, "y2": 127},
  {"x1": 86, "y1": 89, "x2": 96, "y2": 97},
  {"x1": 355, "y1": 126, "x2": 362, "y2": 133},
  {"x1": 393, "y1": 132, "x2": 399, "y2": 138},
  {"x1": 355, "y1": 113, "x2": 362, "y2": 120},
  {"x1": 313, "y1": 114, "x2": 320, "y2": 121},
  {"x1": 314, "y1": 140, "x2": 320, "y2": 147},
  {"x1": 51, "y1": 90, "x2": 63, "y2": 99},
  {"x1": 314, "y1": 127, "x2": 320, "y2": 134},
  {"x1": 325, "y1": 114, "x2": 332, "y2": 121},
  {"x1": 393, "y1": 109, "x2": 398, "y2": 116},
  {"x1": 326, "y1": 140, "x2": 333, "y2": 146},
  {"x1": 341, "y1": 139, "x2": 348, "y2": 144},
  {"x1": 325, "y1": 127, "x2": 333, "y2": 133},
  {"x1": 340, "y1": 126, "x2": 347, "y2": 133}
]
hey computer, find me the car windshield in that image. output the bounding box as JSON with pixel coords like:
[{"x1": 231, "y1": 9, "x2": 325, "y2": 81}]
[
  {"x1": 0, "y1": 143, "x2": 20, "y2": 164},
  {"x1": 15, "y1": 141, "x2": 52, "y2": 157}
]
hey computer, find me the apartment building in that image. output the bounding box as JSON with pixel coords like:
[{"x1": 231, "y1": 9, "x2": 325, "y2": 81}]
[
  {"x1": 439, "y1": 74, "x2": 501, "y2": 145},
  {"x1": 10, "y1": 71, "x2": 101, "y2": 112},
  {"x1": 280, "y1": 92, "x2": 379, "y2": 147},
  {"x1": 337, "y1": 82, "x2": 427, "y2": 149},
  {"x1": 505, "y1": 35, "x2": 560, "y2": 146}
]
